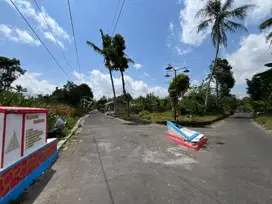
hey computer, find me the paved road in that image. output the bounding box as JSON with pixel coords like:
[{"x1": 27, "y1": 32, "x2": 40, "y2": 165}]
[{"x1": 24, "y1": 111, "x2": 272, "y2": 204}]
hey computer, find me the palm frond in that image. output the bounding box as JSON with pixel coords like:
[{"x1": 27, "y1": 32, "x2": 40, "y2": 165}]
[
  {"x1": 221, "y1": 29, "x2": 228, "y2": 47},
  {"x1": 197, "y1": 19, "x2": 213, "y2": 33},
  {"x1": 86, "y1": 41, "x2": 102, "y2": 54},
  {"x1": 227, "y1": 4, "x2": 256, "y2": 20},
  {"x1": 127, "y1": 58, "x2": 135, "y2": 64},
  {"x1": 195, "y1": 0, "x2": 218, "y2": 19},
  {"x1": 266, "y1": 32, "x2": 272, "y2": 47},
  {"x1": 259, "y1": 18, "x2": 272, "y2": 30},
  {"x1": 99, "y1": 29, "x2": 105, "y2": 39},
  {"x1": 195, "y1": 8, "x2": 209, "y2": 18},
  {"x1": 222, "y1": 0, "x2": 234, "y2": 12},
  {"x1": 224, "y1": 20, "x2": 248, "y2": 32}
]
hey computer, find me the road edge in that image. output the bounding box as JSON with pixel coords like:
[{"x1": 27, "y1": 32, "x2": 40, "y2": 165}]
[{"x1": 57, "y1": 114, "x2": 89, "y2": 151}]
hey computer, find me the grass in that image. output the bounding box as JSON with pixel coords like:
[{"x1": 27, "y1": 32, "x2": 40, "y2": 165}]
[
  {"x1": 120, "y1": 111, "x2": 221, "y2": 123},
  {"x1": 254, "y1": 115, "x2": 272, "y2": 130},
  {"x1": 59, "y1": 117, "x2": 78, "y2": 138}
]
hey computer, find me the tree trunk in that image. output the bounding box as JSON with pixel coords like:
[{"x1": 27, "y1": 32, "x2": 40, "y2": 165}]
[
  {"x1": 204, "y1": 40, "x2": 220, "y2": 110},
  {"x1": 120, "y1": 71, "x2": 130, "y2": 116},
  {"x1": 216, "y1": 77, "x2": 219, "y2": 108},
  {"x1": 109, "y1": 69, "x2": 117, "y2": 113}
]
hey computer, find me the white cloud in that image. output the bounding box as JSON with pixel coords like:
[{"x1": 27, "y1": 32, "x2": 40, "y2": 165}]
[
  {"x1": 73, "y1": 70, "x2": 168, "y2": 99},
  {"x1": 5, "y1": 0, "x2": 70, "y2": 44},
  {"x1": 169, "y1": 22, "x2": 174, "y2": 35},
  {"x1": 144, "y1": 72, "x2": 149, "y2": 76},
  {"x1": 0, "y1": 24, "x2": 40, "y2": 46},
  {"x1": 227, "y1": 32, "x2": 272, "y2": 85},
  {"x1": 12, "y1": 70, "x2": 168, "y2": 99},
  {"x1": 179, "y1": 0, "x2": 210, "y2": 46},
  {"x1": 36, "y1": 7, "x2": 70, "y2": 41},
  {"x1": 44, "y1": 32, "x2": 64, "y2": 48},
  {"x1": 12, "y1": 72, "x2": 57, "y2": 95},
  {"x1": 134, "y1": 63, "x2": 142, "y2": 70},
  {"x1": 179, "y1": 0, "x2": 272, "y2": 46},
  {"x1": 235, "y1": 0, "x2": 272, "y2": 24},
  {"x1": 175, "y1": 46, "x2": 192, "y2": 56}
]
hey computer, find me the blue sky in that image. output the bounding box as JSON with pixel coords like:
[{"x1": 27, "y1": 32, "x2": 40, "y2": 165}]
[{"x1": 0, "y1": 0, "x2": 271, "y2": 99}]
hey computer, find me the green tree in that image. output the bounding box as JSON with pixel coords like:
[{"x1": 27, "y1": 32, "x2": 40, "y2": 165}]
[
  {"x1": 247, "y1": 68, "x2": 272, "y2": 113},
  {"x1": 213, "y1": 58, "x2": 235, "y2": 98},
  {"x1": 168, "y1": 74, "x2": 190, "y2": 120},
  {"x1": 0, "y1": 56, "x2": 26, "y2": 91},
  {"x1": 87, "y1": 29, "x2": 117, "y2": 101},
  {"x1": 144, "y1": 93, "x2": 160, "y2": 112},
  {"x1": 259, "y1": 10, "x2": 272, "y2": 46},
  {"x1": 15, "y1": 85, "x2": 27, "y2": 94},
  {"x1": 246, "y1": 76, "x2": 262, "y2": 101},
  {"x1": 111, "y1": 34, "x2": 134, "y2": 116},
  {"x1": 196, "y1": 0, "x2": 254, "y2": 109},
  {"x1": 51, "y1": 81, "x2": 93, "y2": 107}
]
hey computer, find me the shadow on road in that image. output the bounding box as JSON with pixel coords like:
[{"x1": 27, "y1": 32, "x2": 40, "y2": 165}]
[{"x1": 20, "y1": 168, "x2": 56, "y2": 204}]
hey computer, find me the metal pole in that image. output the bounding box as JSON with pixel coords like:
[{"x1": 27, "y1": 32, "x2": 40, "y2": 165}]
[{"x1": 173, "y1": 67, "x2": 177, "y2": 121}]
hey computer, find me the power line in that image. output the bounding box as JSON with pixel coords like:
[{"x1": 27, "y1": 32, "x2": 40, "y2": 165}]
[
  {"x1": 110, "y1": 0, "x2": 121, "y2": 34},
  {"x1": 67, "y1": 0, "x2": 81, "y2": 73},
  {"x1": 112, "y1": 0, "x2": 126, "y2": 35},
  {"x1": 99, "y1": 0, "x2": 126, "y2": 71},
  {"x1": 9, "y1": 0, "x2": 70, "y2": 79},
  {"x1": 32, "y1": 0, "x2": 74, "y2": 71}
]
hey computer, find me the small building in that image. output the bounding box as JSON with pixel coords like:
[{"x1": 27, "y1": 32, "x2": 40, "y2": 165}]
[{"x1": 105, "y1": 101, "x2": 127, "y2": 115}]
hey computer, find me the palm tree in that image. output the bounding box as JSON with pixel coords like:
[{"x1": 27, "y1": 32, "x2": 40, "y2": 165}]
[
  {"x1": 111, "y1": 34, "x2": 134, "y2": 116},
  {"x1": 87, "y1": 29, "x2": 117, "y2": 101},
  {"x1": 196, "y1": 0, "x2": 254, "y2": 109},
  {"x1": 259, "y1": 10, "x2": 272, "y2": 46}
]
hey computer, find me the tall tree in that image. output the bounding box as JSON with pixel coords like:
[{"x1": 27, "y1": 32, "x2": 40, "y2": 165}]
[
  {"x1": 213, "y1": 58, "x2": 235, "y2": 97},
  {"x1": 259, "y1": 9, "x2": 272, "y2": 46},
  {"x1": 87, "y1": 29, "x2": 117, "y2": 101},
  {"x1": 0, "y1": 56, "x2": 26, "y2": 91},
  {"x1": 111, "y1": 34, "x2": 134, "y2": 116},
  {"x1": 196, "y1": 0, "x2": 254, "y2": 109},
  {"x1": 168, "y1": 74, "x2": 190, "y2": 120}
]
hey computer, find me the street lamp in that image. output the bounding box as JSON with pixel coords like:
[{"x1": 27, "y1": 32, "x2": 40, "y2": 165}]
[{"x1": 165, "y1": 64, "x2": 189, "y2": 77}]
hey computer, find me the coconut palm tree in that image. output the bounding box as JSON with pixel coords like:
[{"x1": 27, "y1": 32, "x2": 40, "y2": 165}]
[
  {"x1": 87, "y1": 29, "x2": 117, "y2": 101},
  {"x1": 111, "y1": 34, "x2": 134, "y2": 116},
  {"x1": 196, "y1": 0, "x2": 254, "y2": 109},
  {"x1": 259, "y1": 10, "x2": 272, "y2": 46}
]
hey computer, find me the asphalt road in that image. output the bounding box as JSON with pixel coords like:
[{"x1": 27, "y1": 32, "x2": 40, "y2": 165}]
[{"x1": 24, "y1": 111, "x2": 272, "y2": 204}]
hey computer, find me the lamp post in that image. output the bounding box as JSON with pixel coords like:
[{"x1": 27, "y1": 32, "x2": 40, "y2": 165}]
[{"x1": 165, "y1": 64, "x2": 190, "y2": 121}]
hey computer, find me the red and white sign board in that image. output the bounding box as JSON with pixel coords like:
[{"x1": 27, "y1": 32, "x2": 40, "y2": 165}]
[
  {"x1": 0, "y1": 107, "x2": 48, "y2": 169},
  {"x1": 0, "y1": 113, "x2": 4, "y2": 167}
]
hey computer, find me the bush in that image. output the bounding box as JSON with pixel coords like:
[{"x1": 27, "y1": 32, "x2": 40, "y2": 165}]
[{"x1": 138, "y1": 110, "x2": 151, "y2": 120}]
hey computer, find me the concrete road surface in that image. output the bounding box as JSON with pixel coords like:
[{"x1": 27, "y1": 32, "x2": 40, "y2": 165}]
[{"x1": 24, "y1": 111, "x2": 272, "y2": 204}]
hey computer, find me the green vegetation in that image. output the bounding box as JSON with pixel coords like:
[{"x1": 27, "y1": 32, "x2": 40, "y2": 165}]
[
  {"x1": 259, "y1": 10, "x2": 272, "y2": 46},
  {"x1": 119, "y1": 111, "x2": 221, "y2": 125},
  {"x1": 255, "y1": 115, "x2": 272, "y2": 130},
  {"x1": 245, "y1": 68, "x2": 272, "y2": 130},
  {"x1": 196, "y1": 0, "x2": 254, "y2": 109},
  {"x1": 168, "y1": 74, "x2": 190, "y2": 120},
  {"x1": 0, "y1": 56, "x2": 94, "y2": 138}
]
